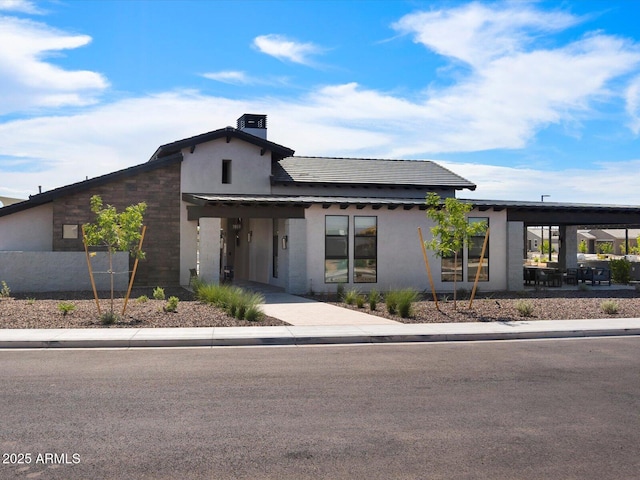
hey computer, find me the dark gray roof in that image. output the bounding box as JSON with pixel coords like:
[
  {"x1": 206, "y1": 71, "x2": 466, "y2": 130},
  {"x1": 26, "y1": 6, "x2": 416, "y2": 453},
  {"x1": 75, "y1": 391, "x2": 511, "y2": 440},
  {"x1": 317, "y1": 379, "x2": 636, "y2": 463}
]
[
  {"x1": 272, "y1": 156, "x2": 476, "y2": 191},
  {"x1": 151, "y1": 127, "x2": 294, "y2": 161}
]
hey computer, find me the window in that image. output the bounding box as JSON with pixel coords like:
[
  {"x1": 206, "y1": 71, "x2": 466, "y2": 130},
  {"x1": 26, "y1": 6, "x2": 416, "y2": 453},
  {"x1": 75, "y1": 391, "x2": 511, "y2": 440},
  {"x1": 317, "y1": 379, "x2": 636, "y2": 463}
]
[
  {"x1": 62, "y1": 224, "x2": 78, "y2": 239},
  {"x1": 222, "y1": 159, "x2": 232, "y2": 184},
  {"x1": 325, "y1": 216, "x2": 348, "y2": 283},
  {"x1": 467, "y1": 218, "x2": 489, "y2": 281},
  {"x1": 354, "y1": 216, "x2": 377, "y2": 283}
]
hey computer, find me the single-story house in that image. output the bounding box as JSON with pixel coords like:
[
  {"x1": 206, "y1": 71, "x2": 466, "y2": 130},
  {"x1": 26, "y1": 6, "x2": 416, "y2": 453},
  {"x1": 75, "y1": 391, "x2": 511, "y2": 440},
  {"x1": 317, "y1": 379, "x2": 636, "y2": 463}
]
[{"x1": 2, "y1": 114, "x2": 640, "y2": 293}]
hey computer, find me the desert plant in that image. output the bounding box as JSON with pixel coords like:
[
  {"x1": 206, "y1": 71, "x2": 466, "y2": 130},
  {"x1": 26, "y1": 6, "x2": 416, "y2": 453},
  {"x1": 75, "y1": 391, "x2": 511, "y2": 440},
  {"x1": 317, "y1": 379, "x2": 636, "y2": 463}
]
[
  {"x1": 336, "y1": 282, "x2": 345, "y2": 301},
  {"x1": 515, "y1": 300, "x2": 534, "y2": 317},
  {"x1": 0, "y1": 280, "x2": 10, "y2": 298},
  {"x1": 597, "y1": 242, "x2": 613, "y2": 255},
  {"x1": 137, "y1": 295, "x2": 149, "y2": 303},
  {"x1": 153, "y1": 286, "x2": 165, "y2": 300},
  {"x1": 601, "y1": 300, "x2": 619, "y2": 315},
  {"x1": 164, "y1": 296, "x2": 179, "y2": 313},
  {"x1": 355, "y1": 294, "x2": 366, "y2": 308},
  {"x1": 58, "y1": 302, "x2": 76, "y2": 316},
  {"x1": 385, "y1": 288, "x2": 418, "y2": 318},
  {"x1": 368, "y1": 289, "x2": 380, "y2": 310},
  {"x1": 100, "y1": 311, "x2": 119, "y2": 325},
  {"x1": 609, "y1": 258, "x2": 631, "y2": 284},
  {"x1": 26, "y1": 297, "x2": 36, "y2": 305},
  {"x1": 578, "y1": 283, "x2": 590, "y2": 292},
  {"x1": 344, "y1": 288, "x2": 360, "y2": 305},
  {"x1": 193, "y1": 282, "x2": 264, "y2": 320}
]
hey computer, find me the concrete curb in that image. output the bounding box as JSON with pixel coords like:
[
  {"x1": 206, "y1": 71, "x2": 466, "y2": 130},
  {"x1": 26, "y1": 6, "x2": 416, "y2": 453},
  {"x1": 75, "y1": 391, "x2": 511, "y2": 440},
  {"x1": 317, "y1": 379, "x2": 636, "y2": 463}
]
[{"x1": 1, "y1": 319, "x2": 639, "y2": 349}]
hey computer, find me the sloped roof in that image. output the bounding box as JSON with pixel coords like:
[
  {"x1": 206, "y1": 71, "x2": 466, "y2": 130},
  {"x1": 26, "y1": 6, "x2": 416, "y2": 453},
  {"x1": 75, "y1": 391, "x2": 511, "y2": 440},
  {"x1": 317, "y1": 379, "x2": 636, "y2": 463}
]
[
  {"x1": 272, "y1": 156, "x2": 476, "y2": 190},
  {"x1": 0, "y1": 153, "x2": 183, "y2": 218},
  {"x1": 151, "y1": 126, "x2": 295, "y2": 161}
]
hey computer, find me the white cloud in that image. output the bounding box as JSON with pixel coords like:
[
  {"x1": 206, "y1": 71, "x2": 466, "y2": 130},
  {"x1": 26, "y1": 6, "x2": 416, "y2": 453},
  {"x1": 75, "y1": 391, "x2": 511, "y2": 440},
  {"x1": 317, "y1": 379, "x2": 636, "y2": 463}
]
[
  {"x1": 0, "y1": 0, "x2": 44, "y2": 14},
  {"x1": 0, "y1": 15, "x2": 108, "y2": 114},
  {"x1": 253, "y1": 34, "x2": 323, "y2": 65},
  {"x1": 201, "y1": 70, "x2": 252, "y2": 85},
  {"x1": 393, "y1": 2, "x2": 580, "y2": 67},
  {"x1": 626, "y1": 75, "x2": 640, "y2": 134},
  {"x1": 448, "y1": 160, "x2": 640, "y2": 205}
]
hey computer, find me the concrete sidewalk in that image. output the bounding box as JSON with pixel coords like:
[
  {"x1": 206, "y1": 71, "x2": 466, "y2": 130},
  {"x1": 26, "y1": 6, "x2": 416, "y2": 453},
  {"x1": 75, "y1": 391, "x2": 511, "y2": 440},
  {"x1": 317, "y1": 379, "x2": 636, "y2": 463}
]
[{"x1": 1, "y1": 318, "x2": 639, "y2": 349}]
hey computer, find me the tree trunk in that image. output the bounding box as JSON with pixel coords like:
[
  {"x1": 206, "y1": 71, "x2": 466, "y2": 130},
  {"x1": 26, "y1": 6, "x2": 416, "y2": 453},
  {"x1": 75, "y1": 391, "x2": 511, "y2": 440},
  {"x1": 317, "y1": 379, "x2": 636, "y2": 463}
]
[
  {"x1": 109, "y1": 248, "x2": 114, "y2": 314},
  {"x1": 453, "y1": 251, "x2": 458, "y2": 310}
]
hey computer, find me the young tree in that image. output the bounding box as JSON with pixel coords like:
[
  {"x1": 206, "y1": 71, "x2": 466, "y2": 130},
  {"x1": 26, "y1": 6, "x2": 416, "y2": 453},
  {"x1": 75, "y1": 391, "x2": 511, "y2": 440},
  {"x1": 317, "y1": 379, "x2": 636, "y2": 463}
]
[
  {"x1": 83, "y1": 195, "x2": 147, "y2": 319},
  {"x1": 425, "y1": 193, "x2": 487, "y2": 309}
]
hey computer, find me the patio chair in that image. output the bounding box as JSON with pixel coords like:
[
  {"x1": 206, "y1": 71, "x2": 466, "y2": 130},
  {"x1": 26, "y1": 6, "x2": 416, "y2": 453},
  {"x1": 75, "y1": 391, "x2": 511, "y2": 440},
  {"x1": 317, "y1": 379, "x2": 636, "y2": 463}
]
[{"x1": 563, "y1": 268, "x2": 578, "y2": 285}]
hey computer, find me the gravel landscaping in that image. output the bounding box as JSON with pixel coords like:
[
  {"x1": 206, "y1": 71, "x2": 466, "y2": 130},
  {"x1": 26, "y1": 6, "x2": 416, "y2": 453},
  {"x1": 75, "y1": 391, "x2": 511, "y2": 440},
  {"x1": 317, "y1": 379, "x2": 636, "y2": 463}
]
[
  {"x1": 0, "y1": 288, "x2": 287, "y2": 329},
  {"x1": 1, "y1": 286, "x2": 639, "y2": 329},
  {"x1": 324, "y1": 287, "x2": 640, "y2": 324}
]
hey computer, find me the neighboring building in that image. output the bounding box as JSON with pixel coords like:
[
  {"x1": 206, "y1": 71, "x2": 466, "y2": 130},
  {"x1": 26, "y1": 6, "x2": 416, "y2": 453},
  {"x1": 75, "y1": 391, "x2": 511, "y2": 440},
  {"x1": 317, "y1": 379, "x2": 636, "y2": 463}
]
[
  {"x1": 2, "y1": 114, "x2": 640, "y2": 293},
  {"x1": 577, "y1": 229, "x2": 640, "y2": 255}
]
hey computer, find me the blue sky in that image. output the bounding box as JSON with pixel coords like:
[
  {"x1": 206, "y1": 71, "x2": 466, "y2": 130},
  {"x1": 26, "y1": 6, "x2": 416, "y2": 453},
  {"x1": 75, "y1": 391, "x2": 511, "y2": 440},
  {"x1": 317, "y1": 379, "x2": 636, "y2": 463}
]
[{"x1": 1, "y1": 0, "x2": 640, "y2": 204}]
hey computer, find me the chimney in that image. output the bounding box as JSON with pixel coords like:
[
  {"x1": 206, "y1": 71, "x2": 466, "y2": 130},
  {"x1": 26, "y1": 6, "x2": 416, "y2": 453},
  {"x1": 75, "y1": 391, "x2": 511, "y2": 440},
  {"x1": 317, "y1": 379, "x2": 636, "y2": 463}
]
[{"x1": 237, "y1": 114, "x2": 267, "y2": 139}]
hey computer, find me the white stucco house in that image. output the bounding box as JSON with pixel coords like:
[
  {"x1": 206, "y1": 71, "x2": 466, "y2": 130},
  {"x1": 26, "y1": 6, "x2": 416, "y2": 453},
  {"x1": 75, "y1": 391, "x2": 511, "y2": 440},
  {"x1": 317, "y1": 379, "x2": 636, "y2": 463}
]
[{"x1": 1, "y1": 114, "x2": 640, "y2": 293}]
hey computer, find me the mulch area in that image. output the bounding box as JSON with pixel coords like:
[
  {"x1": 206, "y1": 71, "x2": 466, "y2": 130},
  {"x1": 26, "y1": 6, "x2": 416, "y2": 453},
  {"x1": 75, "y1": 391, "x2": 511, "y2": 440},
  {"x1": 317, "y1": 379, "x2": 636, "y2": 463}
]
[{"x1": 0, "y1": 287, "x2": 287, "y2": 329}]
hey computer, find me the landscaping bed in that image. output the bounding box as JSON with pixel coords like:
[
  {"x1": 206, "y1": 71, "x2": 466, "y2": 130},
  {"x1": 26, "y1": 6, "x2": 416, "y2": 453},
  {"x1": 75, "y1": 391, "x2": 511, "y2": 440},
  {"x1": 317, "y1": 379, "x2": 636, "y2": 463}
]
[
  {"x1": 320, "y1": 288, "x2": 640, "y2": 324},
  {"x1": 0, "y1": 287, "x2": 287, "y2": 329}
]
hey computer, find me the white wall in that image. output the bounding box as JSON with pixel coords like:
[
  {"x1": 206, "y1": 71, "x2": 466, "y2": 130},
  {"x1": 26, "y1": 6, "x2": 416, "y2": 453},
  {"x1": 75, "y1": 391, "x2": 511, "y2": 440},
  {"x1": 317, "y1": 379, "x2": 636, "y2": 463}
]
[
  {"x1": 301, "y1": 205, "x2": 509, "y2": 294},
  {"x1": 0, "y1": 251, "x2": 128, "y2": 292},
  {"x1": 0, "y1": 204, "x2": 53, "y2": 251},
  {"x1": 180, "y1": 138, "x2": 272, "y2": 194}
]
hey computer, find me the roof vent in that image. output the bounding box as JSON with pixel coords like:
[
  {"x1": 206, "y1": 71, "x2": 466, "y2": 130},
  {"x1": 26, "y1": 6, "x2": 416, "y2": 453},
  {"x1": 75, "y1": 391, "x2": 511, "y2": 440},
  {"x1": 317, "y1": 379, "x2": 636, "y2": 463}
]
[{"x1": 237, "y1": 114, "x2": 267, "y2": 139}]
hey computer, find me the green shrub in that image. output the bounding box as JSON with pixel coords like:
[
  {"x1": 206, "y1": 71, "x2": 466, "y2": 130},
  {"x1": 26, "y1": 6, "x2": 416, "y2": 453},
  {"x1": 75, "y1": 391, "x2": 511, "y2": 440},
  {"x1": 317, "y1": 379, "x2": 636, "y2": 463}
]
[
  {"x1": 368, "y1": 290, "x2": 380, "y2": 310},
  {"x1": 344, "y1": 288, "x2": 359, "y2": 305},
  {"x1": 27, "y1": 297, "x2": 36, "y2": 305},
  {"x1": 58, "y1": 302, "x2": 76, "y2": 316},
  {"x1": 515, "y1": 300, "x2": 534, "y2": 317},
  {"x1": 153, "y1": 286, "x2": 165, "y2": 300},
  {"x1": 336, "y1": 282, "x2": 345, "y2": 301},
  {"x1": 0, "y1": 280, "x2": 10, "y2": 298},
  {"x1": 193, "y1": 282, "x2": 264, "y2": 320},
  {"x1": 164, "y1": 296, "x2": 179, "y2": 313},
  {"x1": 136, "y1": 295, "x2": 149, "y2": 303},
  {"x1": 355, "y1": 294, "x2": 366, "y2": 308},
  {"x1": 609, "y1": 258, "x2": 631, "y2": 284},
  {"x1": 601, "y1": 300, "x2": 619, "y2": 315},
  {"x1": 386, "y1": 289, "x2": 418, "y2": 318},
  {"x1": 100, "y1": 311, "x2": 119, "y2": 325}
]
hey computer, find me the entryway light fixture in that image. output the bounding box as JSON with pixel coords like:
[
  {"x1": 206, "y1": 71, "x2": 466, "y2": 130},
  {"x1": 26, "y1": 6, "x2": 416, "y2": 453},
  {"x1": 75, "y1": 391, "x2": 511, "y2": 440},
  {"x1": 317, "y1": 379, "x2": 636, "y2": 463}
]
[
  {"x1": 282, "y1": 235, "x2": 288, "y2": 250},
  {"x1": 247, "y1": 230, "x2": 253, "y2": 243}
]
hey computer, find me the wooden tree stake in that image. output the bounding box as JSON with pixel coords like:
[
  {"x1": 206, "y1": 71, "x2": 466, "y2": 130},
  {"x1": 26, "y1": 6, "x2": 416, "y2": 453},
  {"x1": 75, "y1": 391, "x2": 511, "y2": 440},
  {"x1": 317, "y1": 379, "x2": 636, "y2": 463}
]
[{"x1": 418, "y1": 227, "x2": 439, "y2": 310}]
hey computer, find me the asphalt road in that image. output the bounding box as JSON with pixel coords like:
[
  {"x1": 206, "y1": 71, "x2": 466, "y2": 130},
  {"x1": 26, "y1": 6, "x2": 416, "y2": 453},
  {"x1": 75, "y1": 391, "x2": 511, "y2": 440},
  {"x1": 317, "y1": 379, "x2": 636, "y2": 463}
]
[{"x1": 1, "y1": 338, "x2": 639, "y2": 479}]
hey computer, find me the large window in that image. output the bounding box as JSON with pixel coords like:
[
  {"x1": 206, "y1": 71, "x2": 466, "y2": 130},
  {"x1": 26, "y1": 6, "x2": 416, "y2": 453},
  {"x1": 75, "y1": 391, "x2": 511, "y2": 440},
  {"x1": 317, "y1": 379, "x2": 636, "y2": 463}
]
[
  {"x1": 325, "y1": 216, "x2": 348, "y2": 283},
  {"x1": 354, "y1": 216, "x2": 377, "y2": 283},
  {"x1": 468, "y1": 218, "x2": 489, "y2": 281}
]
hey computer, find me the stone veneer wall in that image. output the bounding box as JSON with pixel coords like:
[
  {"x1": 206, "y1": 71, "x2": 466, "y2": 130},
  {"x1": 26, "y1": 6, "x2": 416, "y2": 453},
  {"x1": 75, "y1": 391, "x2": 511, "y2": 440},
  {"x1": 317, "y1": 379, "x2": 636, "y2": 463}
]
[{"x1": 52, "y1": 162, "x2": 182, "y2": 286}]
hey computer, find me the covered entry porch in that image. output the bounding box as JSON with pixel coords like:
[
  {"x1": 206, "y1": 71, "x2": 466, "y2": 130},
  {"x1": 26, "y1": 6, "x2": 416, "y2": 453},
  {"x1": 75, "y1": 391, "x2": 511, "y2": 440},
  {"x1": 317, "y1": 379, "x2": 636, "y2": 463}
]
[{"x1": 181, "y1": 194, "x2": 310, "y2": 294}]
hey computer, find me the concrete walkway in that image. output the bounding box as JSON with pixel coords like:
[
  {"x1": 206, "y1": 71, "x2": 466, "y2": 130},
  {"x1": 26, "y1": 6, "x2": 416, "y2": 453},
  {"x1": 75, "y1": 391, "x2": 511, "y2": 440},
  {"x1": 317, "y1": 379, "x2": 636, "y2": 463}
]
[{"x1": 261, "y1": 292, "x2": 400, "y2": 326}]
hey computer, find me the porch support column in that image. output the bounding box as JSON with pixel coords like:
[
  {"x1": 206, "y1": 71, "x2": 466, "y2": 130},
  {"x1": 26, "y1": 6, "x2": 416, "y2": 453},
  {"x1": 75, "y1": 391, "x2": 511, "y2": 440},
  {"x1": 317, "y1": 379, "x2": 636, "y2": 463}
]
[
  {"x1": 507, "y1": 221, "x2": 524, "y2": 291},
  {"x1": 285, "y1": 218, "x2": 307, "y2": 294},
  {"x1": 199, "y1": 217, "x2": 221, "y2": 284},
  {"x1": 559, "y1": 225, "x2": 577, "y2": 271}
]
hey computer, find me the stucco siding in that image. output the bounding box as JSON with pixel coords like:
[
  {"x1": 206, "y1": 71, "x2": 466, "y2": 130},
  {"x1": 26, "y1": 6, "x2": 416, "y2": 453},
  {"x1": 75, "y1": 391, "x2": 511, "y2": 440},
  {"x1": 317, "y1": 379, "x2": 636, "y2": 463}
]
[
  {"x1": 181, "y1": 139, "x2": 272, "y2": 195},
  {"x1": 0, "y1": 203, "x2": 53, "y2": 251},
  {"x1": 301, "y1": 205, "x2": 508, "y2": 294}
]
